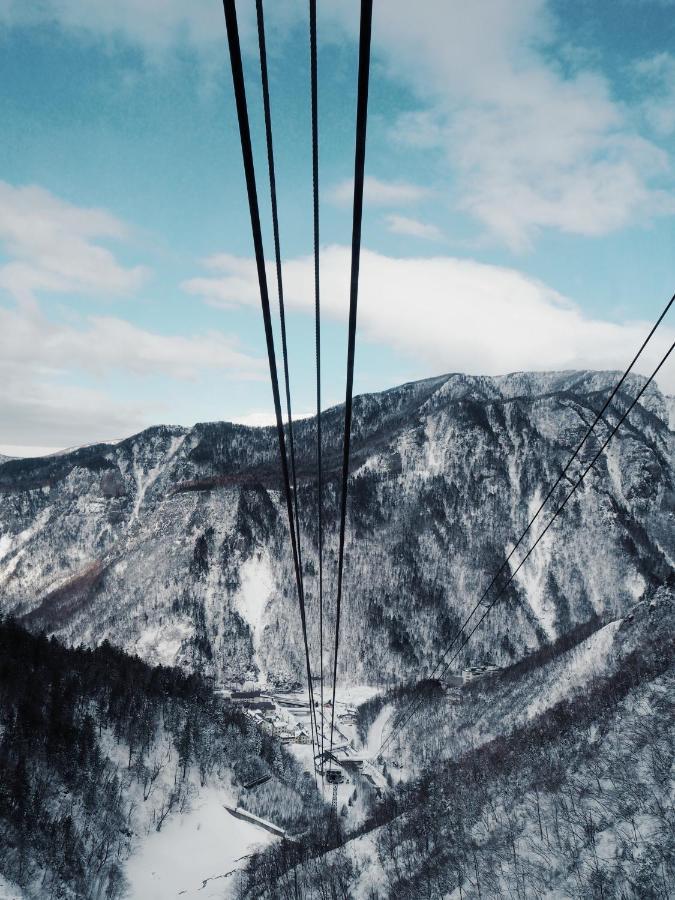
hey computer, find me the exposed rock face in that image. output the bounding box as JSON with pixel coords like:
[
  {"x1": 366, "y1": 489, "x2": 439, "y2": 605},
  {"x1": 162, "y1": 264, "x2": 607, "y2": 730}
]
[{"x1": 0, "y1": 370, "x2": 672, "y2": 684}]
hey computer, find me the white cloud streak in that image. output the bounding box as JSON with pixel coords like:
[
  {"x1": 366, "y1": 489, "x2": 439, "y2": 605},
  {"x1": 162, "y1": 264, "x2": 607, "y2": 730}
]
[
  {"x1": 634, "y1": 52, "x2": 675, "y2": 136},
  {"x1": 0, "y1": 0, "x2": 294, "y2": 60},
  {"x1": 327, "y1": 175, "x2": 432, "y2": 208},
  {"x1": 385, "y1": 214, "x2": 444, "y2": 242},
  {"x1": 0, "y1": 183, "x2": 264, "y2": 446},
  {"x1": 186, "y1": 245, "x2": 675, "y2": 392},
  {"x1": 329, "y1": 0, "x2": 675, "y2": 249},
  {"x1": 0, "y1": 305, "x2": 263, "y2": 382},
  {"x1": 0, "y1": 182, "x2": 147, "y2": 301},
  {"x1": 3, "y1": 2, "x2": 673, "y2": 250},
  {"x1": 0, "y1": 0, "x2": 222, "y2": 55}
]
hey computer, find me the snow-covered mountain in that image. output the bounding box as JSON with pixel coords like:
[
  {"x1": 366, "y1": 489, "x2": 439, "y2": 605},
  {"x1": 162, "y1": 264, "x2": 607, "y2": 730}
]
[
  {"x1": 255, "y1": 585, "x2": 674, "y2": 899},
  {"x1": 0, "y1": 370, "x2": 672, "y2": 684},
  {"x1": 0, "y1": 619, "x2": 318, "y2": 900}
]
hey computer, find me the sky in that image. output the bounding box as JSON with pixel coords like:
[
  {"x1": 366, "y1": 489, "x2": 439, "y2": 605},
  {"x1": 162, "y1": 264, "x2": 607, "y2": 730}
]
[{"x1": 0, "y1": 0, "x2": 674, "y2": 456}]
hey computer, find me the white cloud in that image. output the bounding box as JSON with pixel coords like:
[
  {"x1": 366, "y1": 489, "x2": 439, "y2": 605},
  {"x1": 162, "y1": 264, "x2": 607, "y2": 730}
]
[
  {"x1": 232, "y1": 409, "x2": 313, "y2": 428},
  {"x1": 329, "y1": 0, "x2": 675, "y2": 249},
  {"x1": 5, "y1": 2, "x2": 673, "y2": 250},
  {"x1": 0, "y1": 444, "x2": 68, "y2": 458},
  {"x1": 182, "y1": 254, "x2": 260, "y2": 310},
  {"x1": 186, "y1": 245, "x2": 675, "y2": 392},
  {"x1": 0, "y1": 183, "x2": 265, "y2": 446},
  {"x1": 0, "y1": 0, "x2": 222, "y2": 55},
  {"x1": 0, "y1": 182, "x2": 148, "y2": 301},
  {"x1": 634, "y1": 52, "x2": 675, "y2": 136},
  {"x1": 0, "y1": 305, "x2": 264, "y2": 382},
  {"x1": 0, "y1": 371, "x2": 148, "y2": 450},
  {"x1": 385, "y1": 214, "x2": 444, "y2": 242},
  {"x1": 327, "y1": 176, "x2": 431, "y2": 208},
  {"x1": 0, "y1": 0, "x2": 296, "y2": 60}
]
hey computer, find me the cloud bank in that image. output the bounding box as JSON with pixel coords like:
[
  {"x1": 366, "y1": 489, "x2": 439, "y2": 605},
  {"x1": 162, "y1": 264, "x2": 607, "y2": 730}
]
[
  {"x1": 3, "y1": 1, "x2": 674, "y2": 250},
  {"x1": 0, "y1": 183, "x2": 263, "y2": 449},
  {"x1": 185, "y1": 245, "x2": 675, "y2": 393},
  {"x1": 327, "y1": 0, "x2": 675, "y2": 249}
]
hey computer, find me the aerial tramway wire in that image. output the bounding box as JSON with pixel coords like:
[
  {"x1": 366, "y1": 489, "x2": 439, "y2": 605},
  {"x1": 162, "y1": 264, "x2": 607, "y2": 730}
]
[
  {"x1": 254, "y1": 0, "x2": 321, "y2": 755},
  {"x1": 378, "y1": 332, "x2": 675, "y2": 759},
  {"x1": 309, "y1": 0, "x2": 326, "y2": 769},
  {"x1": 381, "y1": 292, "x2": 675, "y2": 747},
  {"x1": 329, "y1": 0, "x2": 374, "y2": 761},
  {"x1": 222, "y1": 0, "x2": 319, "y2": 774}
]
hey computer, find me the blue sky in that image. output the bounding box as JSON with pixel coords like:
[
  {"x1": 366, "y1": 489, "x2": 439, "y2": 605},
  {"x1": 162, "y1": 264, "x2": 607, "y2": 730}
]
[{"x1": 0, "y1": 0, "x2": 674, "y2": 454}]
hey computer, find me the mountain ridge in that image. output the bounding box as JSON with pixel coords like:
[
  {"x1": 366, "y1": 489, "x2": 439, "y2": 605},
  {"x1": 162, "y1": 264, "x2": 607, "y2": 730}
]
[{"x1": 0, "y1": 369, "x2": 672, "y2": 686}]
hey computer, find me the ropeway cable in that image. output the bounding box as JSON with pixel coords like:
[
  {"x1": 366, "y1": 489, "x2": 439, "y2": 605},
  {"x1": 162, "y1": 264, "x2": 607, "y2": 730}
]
[
  {"x1": 222, "y1": 0, "x2": 318, "y2": 774},
  {"x1": 254, "y1": 0, "x2": 321, "y2": 756},
  {"x1": 328, "y1": 0, "x2": 373, "y2": 761},
  {"x1": 308, "y1": 0, "x2": 326, "y2": 768},
  {"x1": 377, "y1": 326, "x2": 674, "y2": 758},
  {"x1": 378, "y1": 295, "x2": 673, "y2": 750}
]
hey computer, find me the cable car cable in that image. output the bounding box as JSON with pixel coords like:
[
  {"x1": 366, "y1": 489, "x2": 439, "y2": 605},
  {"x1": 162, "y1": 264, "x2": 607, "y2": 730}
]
[
  {"x1": 380, "y1": 293, "x2": 674, "y2": 746},
  {"x1": 309, "y1": 0, "x2": 326, "y2": 767},
  {"x1": 439, "y1": 337, "x2": 675, "y2": 684},
  {"x1": 254, "y1": 0, "x2": 321, "y2": 755},
  {"x1": 329, "y1": 0, "x2": 373, "y2": 761},
  {"x1": 382, "y1": 292, "x2": 674, "y2": 749},
  {"x1": 378, "y1": 335, "x2": 674, "y2": 758},
  {"x1": 223, "y1": 0, "x2": 318, "y2": 774}
]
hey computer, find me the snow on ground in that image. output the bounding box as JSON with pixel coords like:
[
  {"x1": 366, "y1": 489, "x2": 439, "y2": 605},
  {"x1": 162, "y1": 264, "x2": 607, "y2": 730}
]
[
  {"x1": 0, "y1": 534, "x2": 11, "y2": 561},
  {"x1": 0, "y1": 507, "x2": 52, "y2": 580},
  {"x1": 0, "y1": 875, "x2": 27, "y2": 900},
  {"x1": 344, "y1": 831, "x2": 390, "y2": 900},
  {"x1": 134, "y1": 619, "x2": 195, "y2": 668},
  {"x1": 525, "y1": 618, "x2": 621, "y2": 720},
  {"x1": 124, "y1": 786, "x2": 276, "y2": 900},
  {"x1": 127, "y1": 433, "x2": 186, "y2": 527},
  {"x1": 361, "y1": 704, "x2": 393, "y2": 759},
  {"x1": 513, "y1": 523, "x2": 558, "y2": 641},
  {"x1": 337, "y1": 685, "x2": 381, "y2": 706},
  {"x1": 236, "y1": 554, "x2": 274, "y2": 658}
]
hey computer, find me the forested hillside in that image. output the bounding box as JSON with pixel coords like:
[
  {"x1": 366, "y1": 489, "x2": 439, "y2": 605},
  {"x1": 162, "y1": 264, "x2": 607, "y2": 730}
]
[
  {"x1": 0, "y1": 371, "x2": 672, "y2": 687},
  {"x1": 0, "y1": 371, "x2": 672, "y2": 899},
  {"x1": 0, "y1": 620, "x2": 323, "y2": 899},
  {"x1": 240, "y1": 584, "x2": 675, "y2": 899}
]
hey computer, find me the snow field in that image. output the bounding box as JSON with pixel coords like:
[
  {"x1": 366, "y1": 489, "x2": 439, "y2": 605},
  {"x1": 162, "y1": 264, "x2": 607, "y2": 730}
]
[{"x1": 124, "y1": 786, "x2": 276, "y2": 899}]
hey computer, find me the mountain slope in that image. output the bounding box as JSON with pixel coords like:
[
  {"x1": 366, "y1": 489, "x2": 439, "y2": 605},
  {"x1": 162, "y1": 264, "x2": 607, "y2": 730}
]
[
  {"x1": 0, "y1": 370, "x2": 672, "y2": 684},
  {"x1": 241, "y1": 584, "x2": 675, "y2": 898},
  {"x1": 0, "y1": 619, "x2": 322, "y2": 899}
]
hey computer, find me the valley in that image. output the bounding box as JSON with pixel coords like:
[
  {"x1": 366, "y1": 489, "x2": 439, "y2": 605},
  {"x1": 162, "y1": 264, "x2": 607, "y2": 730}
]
[{"x1": 0, "y1": 370, "x2": 672, "y2": 898}]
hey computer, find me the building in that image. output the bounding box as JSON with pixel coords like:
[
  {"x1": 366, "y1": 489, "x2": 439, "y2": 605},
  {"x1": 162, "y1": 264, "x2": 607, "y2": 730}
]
[
  {"x1": 232, "y1": 689, "x2": 261, "y2": 700},
  {"x1": 294, "y1": 727, "x2": 311, "y2": 745},
  {"x1": 339, "y1": 712, "x2": 358, "y2": 724},
  {"x1": 244, "y1": 699, "x2": 275, "y2": 712},
  {"x1": 462, "y1": 664, "x2": 501, "y2": 683}
]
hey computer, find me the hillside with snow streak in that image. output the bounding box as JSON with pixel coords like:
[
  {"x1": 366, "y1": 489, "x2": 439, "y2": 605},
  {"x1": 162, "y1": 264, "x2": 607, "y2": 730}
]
[
  {"x1": 0, "y1": 370, "x2": 672, "y2": 684},
  {"x1": 241, "y1": 585, "x2": 675, "y2": 898}
]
